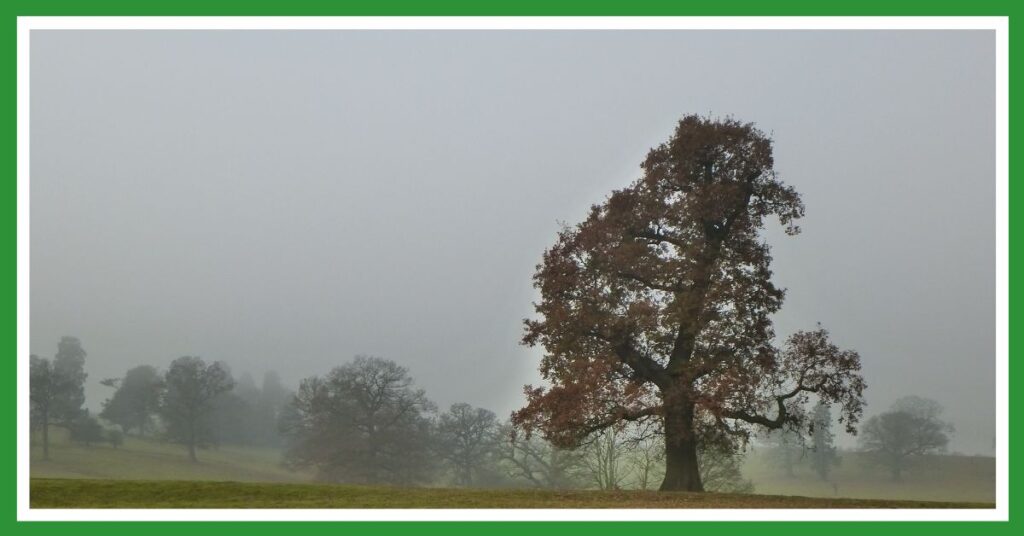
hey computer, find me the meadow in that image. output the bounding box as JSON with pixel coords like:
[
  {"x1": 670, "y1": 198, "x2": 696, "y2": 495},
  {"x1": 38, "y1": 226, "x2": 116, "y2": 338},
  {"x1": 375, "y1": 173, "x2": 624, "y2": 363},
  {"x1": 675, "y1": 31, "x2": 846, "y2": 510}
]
[{"x1": 30, "y1": 429, "x2": 995, "y2": 508}]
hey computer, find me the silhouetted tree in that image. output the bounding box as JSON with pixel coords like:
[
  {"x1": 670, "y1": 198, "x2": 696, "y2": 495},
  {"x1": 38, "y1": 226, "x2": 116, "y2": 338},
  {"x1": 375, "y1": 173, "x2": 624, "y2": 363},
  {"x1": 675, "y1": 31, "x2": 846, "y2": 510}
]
[
  {"x1": 859, "y1": 396, "x2": 954, "y2": 482},
  {"x1": 53, "y1": 337, "x2": 88, "y2": 419},
  {"x1": 160, "y1": 356, "x2": 235, "y2": 462},
  {"x1": 282, "y1": 356, "x2": 436, "y2": 485},
  {"x1": 435, "y1": 403, "x2": 501, "y2": 486},
  {"x1": 30, "y1": 355, "x2": 57, "y2": 460},
  {"x1": 100, "y1": 365, "x2": 163, "y2": 436},
  {"x1": 29, "y1": 337, "x2": 90, "y2": 460},
  {"x1": 515, "y1": 115, "x2": 867, "y2": 491},
  {"x1": 809, "y1": 401, "x2": 840, "y2": 481}
]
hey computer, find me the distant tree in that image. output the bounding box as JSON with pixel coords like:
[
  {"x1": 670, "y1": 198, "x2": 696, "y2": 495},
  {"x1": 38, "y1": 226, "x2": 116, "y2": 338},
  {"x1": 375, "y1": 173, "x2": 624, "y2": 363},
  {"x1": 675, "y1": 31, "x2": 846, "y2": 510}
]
[
  {"x1": 627, "y1": 435, "x2": 664, "y2": 490},
  {"x1": 160, "y1": 356, "x2": 235, "y2": 462},
  {"x1": 68, "y1": 414, "x2": 105, "y2": 446},
  {"x1": 205, "y1": 370, "x2": 293, "y2": 448},
  {"x1": 107, "y1": 428, "x2": 124, "y2": 449},
  {"x1": 234, "y1": 372, "x2": 261, "y2": 404},
  {"x1": 30, "y1": 355, "x2": 56, "y2": 460},
  {"x1": 281, "y1": 356, "x2": 436, "y2": 485},
  {"x1": 100, "y1": 365, "x2": 163, "y2": 436},
  {"x1": 581, "y1": 428, "x2": 629, "y2": 490},
  {"x1": 859, "y1": 396, "x2": 954, "y2": 481},
  {"x1": 766, "y1": 428, "x2": 804, "y2": 477},
  {"x1": 498, "y1": 425, "x2": 585, "y2": 489},
  {"x1": 808, "y1": 401, "x2": 840, "y2": 481},
  {"x1": 515, "y1": 115, "x2": 867, "y2": 491},
  {"x1": 257, "y1": 370, "x2": 293, "y2": 446},
  {"x1": 209, "y1": 389, "x2": 260, "y2": 445},
  {"x1": 29, "y1": 337, "x2": 90, "y2": 460},
  {"x1": 435, "y1": 403, "x2": 501, "y2": 487},
  {"x1": 52, "y1": 337, "x2": 88, "y2": 420},
  {"x1": 260, "y1": 370, "x2": 290, "y2": 411}
]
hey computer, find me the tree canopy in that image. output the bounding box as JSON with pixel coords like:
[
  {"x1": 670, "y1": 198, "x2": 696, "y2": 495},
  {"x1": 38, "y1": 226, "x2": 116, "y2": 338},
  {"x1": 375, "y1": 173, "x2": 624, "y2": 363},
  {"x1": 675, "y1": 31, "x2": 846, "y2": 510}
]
[
  {"x1": 159, "y1": 356, "x2": 235, "y2": 461},
  {"x1": 859, "y1": 396, "x2": 953, "y2": 481},
  {"x1": 515, "y1": 115, "x2": 866, "y2": 491},
  {"x1": 282, "y1": 355, "x2": 436, "y2": 485}
]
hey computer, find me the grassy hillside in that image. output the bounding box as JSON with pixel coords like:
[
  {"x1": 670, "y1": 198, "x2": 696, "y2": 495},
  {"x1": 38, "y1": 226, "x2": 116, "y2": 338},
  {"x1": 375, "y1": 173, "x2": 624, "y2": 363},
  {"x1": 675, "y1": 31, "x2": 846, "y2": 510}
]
[
  {"x1": 743, "y1": 449, "x2": 995, "y2": 504},
  {"x1": 30, "y1": 478, "x2": 993, "y2": 509},
  {"x1": 30, "y1": 428, "x2": 310, "y2": 483}
]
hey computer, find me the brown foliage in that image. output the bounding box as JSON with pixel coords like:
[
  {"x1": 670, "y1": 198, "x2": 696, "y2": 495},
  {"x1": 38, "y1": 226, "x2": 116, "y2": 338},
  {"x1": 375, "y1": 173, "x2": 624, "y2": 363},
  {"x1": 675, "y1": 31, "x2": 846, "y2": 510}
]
[{"x1": 514, "y1": 115, "x2": 866, "y2": 459}]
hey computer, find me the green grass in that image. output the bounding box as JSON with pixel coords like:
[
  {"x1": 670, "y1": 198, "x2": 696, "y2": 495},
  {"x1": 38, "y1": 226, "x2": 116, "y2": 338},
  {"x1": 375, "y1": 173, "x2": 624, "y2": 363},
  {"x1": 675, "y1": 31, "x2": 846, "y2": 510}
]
[
  {"x1": 30, "y1": 428, "x2": 312, "y2": 483},
  {"x1": 29, "y1": 478, "x2": 994, "y2": 509},
  {"x1": 742, "y1": 450, "x2": 996, "y2": 504}
]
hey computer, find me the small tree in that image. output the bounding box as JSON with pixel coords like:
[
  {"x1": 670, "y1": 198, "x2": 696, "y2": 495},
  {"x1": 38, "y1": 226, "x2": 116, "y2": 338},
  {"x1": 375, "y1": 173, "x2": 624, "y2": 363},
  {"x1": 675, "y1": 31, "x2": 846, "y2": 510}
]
[
  {"x1": 100, "y1": 365, "x2": 163, "y2": 436},
  {"x1": 107, "y1": 428, "x2": 124, "y2": 449},
  {"x1": 581, "y1": 428, "x2": 629, "y2": 490},
  {"x1": 29, "y1": 337, "x2": 90, "y2": 460},
  {"x1": 160, "y1": 356, "x2": 235, "y2": 462},
  {"x1": 435, "y1": 403, "x2": 501, "y2": 487},
  {"x1": 30, "y1": 355, "x2": 56, "y2": 460},
  {"x1": 53, "y1": 337, "x2": 88, "y2": 420},
  {"x1": 808, "y1": 401, "x2": 840, "y2": 481},
  {"x1": 628, "y1": 435, "x2": 665, "y2": 490},
  {"x1": 281, "y1": 356, "x2": 436, "y2": 485},
  {"x1": 859, "y1": 396, "x2": 954, "y2": 481},
  {"x1": 68, "y1": 414, "x2": 105, "y2": 447}
]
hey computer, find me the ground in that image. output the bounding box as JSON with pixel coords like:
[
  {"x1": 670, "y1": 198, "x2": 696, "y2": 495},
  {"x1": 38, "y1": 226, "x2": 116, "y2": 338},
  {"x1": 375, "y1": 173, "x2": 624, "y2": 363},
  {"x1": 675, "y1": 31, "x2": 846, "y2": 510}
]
[
  {"x1": 30, "y1": 479, "x2": 993, "y2": 509},
  {"x1": 30, "y1": 429, "x2": 996, "y2": 508}
]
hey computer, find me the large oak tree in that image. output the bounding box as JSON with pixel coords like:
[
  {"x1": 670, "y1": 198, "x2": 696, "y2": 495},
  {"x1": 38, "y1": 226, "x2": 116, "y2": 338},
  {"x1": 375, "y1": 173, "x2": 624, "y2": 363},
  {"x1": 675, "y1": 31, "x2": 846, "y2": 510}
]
[{"x1": 515, "y1": 115, "x2": 866, "y2": 491}]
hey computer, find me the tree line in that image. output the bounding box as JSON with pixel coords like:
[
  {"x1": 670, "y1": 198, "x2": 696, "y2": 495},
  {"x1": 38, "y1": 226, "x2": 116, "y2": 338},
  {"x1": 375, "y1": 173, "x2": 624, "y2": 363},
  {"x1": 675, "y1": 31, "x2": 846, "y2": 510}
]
[
  {"x1": 765, "y1": 396, "x2": 955, "y2": 484},
  {"x1": 30, "y1": 337, "x2": 290, "y2": 462},
  {"x1": 29, "y1": 334, "x2": 957, "y2": 490}
]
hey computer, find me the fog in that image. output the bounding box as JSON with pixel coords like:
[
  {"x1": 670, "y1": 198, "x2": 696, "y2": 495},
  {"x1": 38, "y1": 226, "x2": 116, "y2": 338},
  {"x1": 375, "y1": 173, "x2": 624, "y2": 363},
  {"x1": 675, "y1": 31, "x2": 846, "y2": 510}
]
[{"x1": 30, "y1": 29, "x2": 994, "y2": 457}]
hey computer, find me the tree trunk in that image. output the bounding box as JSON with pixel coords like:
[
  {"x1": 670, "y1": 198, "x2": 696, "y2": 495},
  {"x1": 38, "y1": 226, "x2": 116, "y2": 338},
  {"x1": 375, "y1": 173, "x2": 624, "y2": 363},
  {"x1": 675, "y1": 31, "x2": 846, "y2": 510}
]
[
  {"x1": 188, "y1": 421, "x2": 197, "y2": 462},
  {"x1": 42, "y1": 413, "x2": 50, "y2": 461},
  {"x1": 659, "y1": 399, "x2": 704, "y2": 492}
]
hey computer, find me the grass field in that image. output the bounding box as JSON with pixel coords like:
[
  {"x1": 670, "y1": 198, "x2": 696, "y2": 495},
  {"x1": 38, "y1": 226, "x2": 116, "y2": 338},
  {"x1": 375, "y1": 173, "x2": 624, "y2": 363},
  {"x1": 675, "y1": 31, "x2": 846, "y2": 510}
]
[
  {"x1": 29, "y1": 478, "x2": 993, "y2": 509},
  {"x1": 30, "y1": 429, "x2": 996, "y2": 508}
]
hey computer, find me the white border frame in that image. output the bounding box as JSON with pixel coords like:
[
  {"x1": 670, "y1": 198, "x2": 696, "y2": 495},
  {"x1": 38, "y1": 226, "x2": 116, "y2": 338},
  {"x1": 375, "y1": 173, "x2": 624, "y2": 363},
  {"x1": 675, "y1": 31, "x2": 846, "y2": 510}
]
[{"x1": 16, "y1": 15, "x2": 1010, "y2": 522}]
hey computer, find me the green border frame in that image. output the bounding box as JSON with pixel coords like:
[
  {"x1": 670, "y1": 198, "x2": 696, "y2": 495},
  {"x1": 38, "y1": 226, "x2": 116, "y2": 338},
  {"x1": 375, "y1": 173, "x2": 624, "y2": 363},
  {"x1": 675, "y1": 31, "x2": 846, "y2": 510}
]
[{"x1": 6, "y1": 0, "x2": 1015, "y2": 533}]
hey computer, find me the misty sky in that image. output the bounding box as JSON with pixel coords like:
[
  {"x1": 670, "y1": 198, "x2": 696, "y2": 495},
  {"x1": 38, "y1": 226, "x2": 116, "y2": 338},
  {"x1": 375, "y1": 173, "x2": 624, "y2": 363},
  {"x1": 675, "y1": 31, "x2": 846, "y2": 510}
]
[{"x1": 30, "y1": 30, "x2": 995, "y2": 454}]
